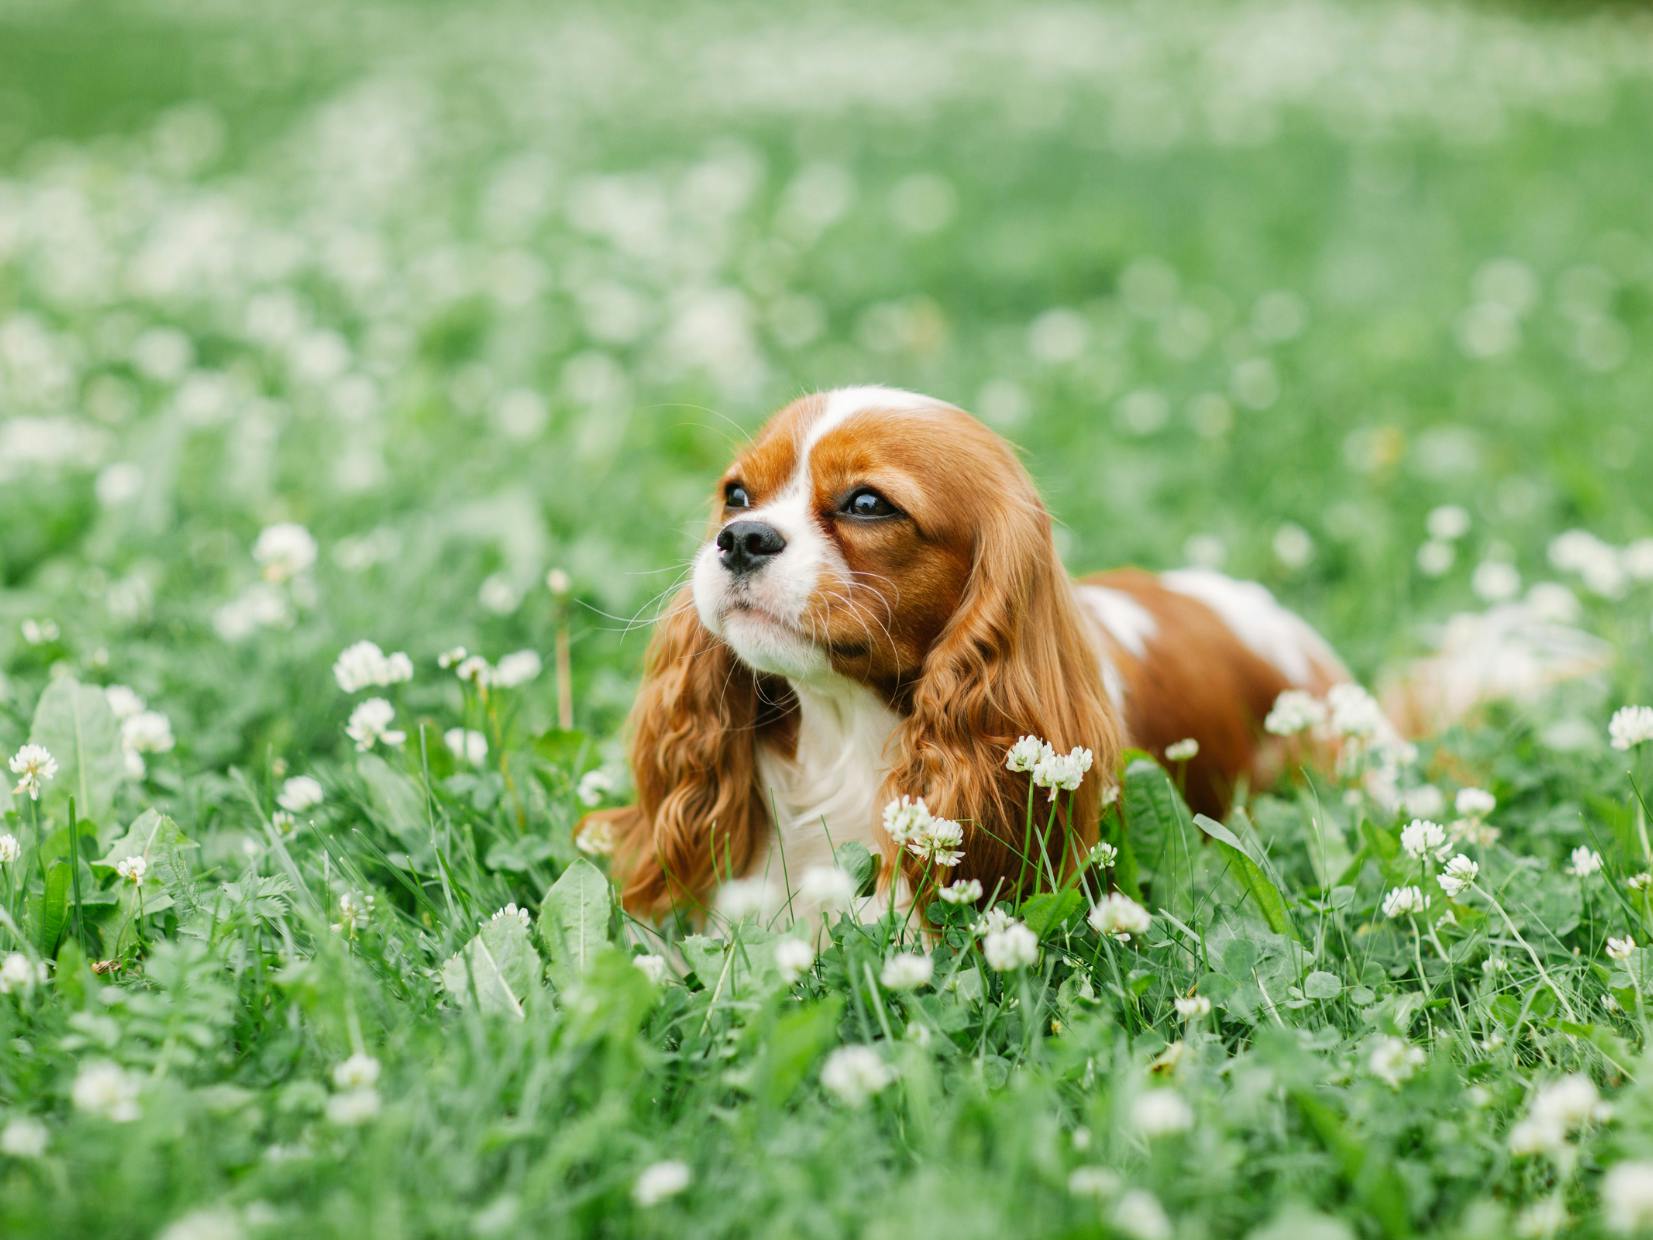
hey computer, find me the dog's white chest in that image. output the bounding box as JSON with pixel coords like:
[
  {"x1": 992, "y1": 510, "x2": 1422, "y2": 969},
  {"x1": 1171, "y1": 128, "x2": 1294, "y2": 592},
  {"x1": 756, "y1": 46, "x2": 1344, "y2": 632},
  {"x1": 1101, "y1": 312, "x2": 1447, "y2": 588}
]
[{"x1": 733, "y1": 680, "x2": 900, "y2": 927}]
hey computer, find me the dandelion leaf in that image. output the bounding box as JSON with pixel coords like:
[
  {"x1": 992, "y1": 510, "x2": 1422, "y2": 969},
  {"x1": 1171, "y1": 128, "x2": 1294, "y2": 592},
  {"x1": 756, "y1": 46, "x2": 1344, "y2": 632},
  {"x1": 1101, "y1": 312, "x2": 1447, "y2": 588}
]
[
  {"x1": 441, "y1": 915, "x2": 542, "y2": 1018},
  {"x1": 536, "y1": 858, "x2": 612, "y2": 989},
  {"x1": 28, "y1": 676, "x2": 125, "y2": 828}
]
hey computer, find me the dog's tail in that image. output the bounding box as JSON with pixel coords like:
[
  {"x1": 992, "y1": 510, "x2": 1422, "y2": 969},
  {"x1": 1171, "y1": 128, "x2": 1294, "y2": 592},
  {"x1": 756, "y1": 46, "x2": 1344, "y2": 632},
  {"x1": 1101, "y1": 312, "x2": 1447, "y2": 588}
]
[{"x1": 1379, "y1": 602, "x2": 1612, "y2": 737}]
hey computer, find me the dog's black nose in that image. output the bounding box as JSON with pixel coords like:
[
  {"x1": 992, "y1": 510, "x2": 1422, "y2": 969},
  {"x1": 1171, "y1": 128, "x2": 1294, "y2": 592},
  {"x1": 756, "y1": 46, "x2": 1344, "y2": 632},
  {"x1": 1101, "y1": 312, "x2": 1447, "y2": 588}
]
[{"x1": 716, "y1": 520, "x2": 786, "y2": 575}]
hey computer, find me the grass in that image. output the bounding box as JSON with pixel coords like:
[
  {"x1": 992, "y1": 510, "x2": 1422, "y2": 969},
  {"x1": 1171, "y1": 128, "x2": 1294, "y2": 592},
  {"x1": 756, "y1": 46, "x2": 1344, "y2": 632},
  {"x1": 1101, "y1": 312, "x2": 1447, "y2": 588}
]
[{"x1": 3, "y1": 0, "x2": 1653, "y2": 1235}]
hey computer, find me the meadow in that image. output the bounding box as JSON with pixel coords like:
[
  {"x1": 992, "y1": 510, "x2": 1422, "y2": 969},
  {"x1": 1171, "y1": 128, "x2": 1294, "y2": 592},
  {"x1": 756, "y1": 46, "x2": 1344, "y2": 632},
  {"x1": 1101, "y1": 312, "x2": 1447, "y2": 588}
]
[{"x1": 3, "y1": 0, "x2": 1653, "y2": 1235}]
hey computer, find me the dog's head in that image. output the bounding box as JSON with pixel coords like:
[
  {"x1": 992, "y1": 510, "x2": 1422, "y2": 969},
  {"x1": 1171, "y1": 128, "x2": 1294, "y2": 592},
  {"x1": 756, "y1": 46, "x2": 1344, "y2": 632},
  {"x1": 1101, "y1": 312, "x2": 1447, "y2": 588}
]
[{"x1": 609, "y1": 387, "x2": 1117, "y2": 917}]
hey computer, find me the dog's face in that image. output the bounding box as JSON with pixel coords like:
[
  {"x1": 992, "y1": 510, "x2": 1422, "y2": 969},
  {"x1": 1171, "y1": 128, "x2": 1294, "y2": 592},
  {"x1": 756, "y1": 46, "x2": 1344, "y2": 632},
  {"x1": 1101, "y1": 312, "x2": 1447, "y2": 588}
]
[
  {"x1": 610, "y1": 385, "x2": 1117, "y2": 916},
  {"x1": 690, "y1": 387, "x2": 1011, "y2": 688}
]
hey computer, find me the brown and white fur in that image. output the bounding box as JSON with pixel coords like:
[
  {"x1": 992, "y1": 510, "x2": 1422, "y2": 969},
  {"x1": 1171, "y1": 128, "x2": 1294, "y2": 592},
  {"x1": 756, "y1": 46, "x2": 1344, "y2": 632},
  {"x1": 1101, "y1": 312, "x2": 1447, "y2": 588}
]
[{"x1": 586, "y1": 386, "x2": 1363, "y2": 925}]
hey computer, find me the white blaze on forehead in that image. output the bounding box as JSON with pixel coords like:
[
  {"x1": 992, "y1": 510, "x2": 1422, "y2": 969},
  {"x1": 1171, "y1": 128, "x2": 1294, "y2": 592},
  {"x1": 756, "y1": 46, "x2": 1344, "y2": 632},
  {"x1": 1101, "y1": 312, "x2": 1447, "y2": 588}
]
[
  {"x1": 1161, "y1": 568, "x2": 1340, "y2": 685},
  {"x1": 1079, "y1": 586, "x2": 1158, "y2": 658},
  {"x1": 804, "y1": 385, "x2": 942, "y2": 460}
]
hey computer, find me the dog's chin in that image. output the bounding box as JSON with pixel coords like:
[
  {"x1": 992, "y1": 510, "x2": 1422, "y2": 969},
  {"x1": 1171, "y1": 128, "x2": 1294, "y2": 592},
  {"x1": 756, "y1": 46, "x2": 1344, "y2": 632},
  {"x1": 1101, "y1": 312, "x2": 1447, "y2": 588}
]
[{"x1": 716, "y1": 606, "x2": 830, "y2": 681}]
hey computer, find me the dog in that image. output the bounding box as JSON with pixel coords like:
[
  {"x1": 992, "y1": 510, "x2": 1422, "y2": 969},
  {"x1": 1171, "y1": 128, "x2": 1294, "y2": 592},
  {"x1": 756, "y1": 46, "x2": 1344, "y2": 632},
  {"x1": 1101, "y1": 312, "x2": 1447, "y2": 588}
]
[{"x1": 584, "y1": 386, "x2": 1600, "y2": 926}]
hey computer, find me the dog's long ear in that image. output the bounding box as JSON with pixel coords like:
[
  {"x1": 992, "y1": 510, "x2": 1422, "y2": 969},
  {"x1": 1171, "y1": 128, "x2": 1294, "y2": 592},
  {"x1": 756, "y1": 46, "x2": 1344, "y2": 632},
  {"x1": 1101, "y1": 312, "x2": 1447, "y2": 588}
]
[
  {"x1": 883, "y1": 493, "x2": 1118, "y2": 905},
  {"x1": 601, "y1": 590, "x2": 767, "y2": 919}
]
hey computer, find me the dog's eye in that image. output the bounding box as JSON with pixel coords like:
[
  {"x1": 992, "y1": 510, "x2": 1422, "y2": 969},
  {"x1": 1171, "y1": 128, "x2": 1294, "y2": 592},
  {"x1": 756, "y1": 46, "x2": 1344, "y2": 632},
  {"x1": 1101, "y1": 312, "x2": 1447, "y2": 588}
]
[
  {"x1": 724, "y1": 483, "x2": 751, "y2": 509},
  {"x1": 840, "y1": 488, "x2": 900, "y2": 519}
]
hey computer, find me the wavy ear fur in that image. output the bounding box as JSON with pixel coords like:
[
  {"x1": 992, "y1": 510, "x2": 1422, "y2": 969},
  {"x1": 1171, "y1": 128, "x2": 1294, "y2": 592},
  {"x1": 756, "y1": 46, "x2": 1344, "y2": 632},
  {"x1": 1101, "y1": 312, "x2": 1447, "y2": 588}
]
[
  {"x1": 883, "y1": 494, "x2": 1119, "y2": 905},
  {"x1": 592, "y1": 590, "x2": 770, "y2": 919}
]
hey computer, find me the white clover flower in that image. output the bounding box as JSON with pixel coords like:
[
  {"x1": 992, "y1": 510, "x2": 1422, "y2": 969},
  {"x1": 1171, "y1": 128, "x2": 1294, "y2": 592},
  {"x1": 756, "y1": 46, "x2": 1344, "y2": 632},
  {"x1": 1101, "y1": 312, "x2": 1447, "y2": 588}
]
[
  {"x1": 437, "y1": 646, "x2": 468, "y2": 669},
  {"x1": 983, "y1": 920, "x2": 1040, "y2": 971},
  {"x1": 115, "y1": 855, "x2": 148, "y2": 886},
  {"x1": 325, "y1": 1089, "x2": 381, "y2": 1127},
  {"x1": 1510, "y1": 1074, "x2": 1609, "y2": 1157},
  {"x1": 104, "y1": 684, "x2": 146, "y2": 720},
  {"x1": 633, "y1": 954, "x2": 670, "y2": 986},
  {"x1": 1326, "y1": 683, "x2": 1387, "y2": 740},
  {"x1": 1400, "y1": 819, "x2": 1447, "y2": 859},
  {"x1": 1368, "y1": 1036, "x2": 1424, "y2": 1087},
  {"x1": 346, "y1": 698, "x2": 405, "y2": 752},
  {"x1": 1427, "y1": 504, "x2": 1471, "y2": 541},
  {"x1": 0, "y1": 952, "x2": 45, "y2": 995},
  {"x1": 0, "y1": 833, "x2": 19, "y2": 865},
  {"x1": 1031, "y1": 746, "x2": 1094, "y2": 801},
  {"x1": 715, "y1": 877, "x2": 776, "y2": 923},
  {"x1": 1514, "y1": 1198, "x2": 1568, "y2": 1239},
  {"x1": 333, "y1": 641, "x2": 414, "y2": 693},
  {"x1": 277, "y1": 776, "x2": 324, "y2": 813},
  {"x1": 881, "y1": 795, "x2": 933, "y2": 847},
  {"x1": 1526, "y1": 582, "x2": 1582, "y2": 623},
  {"x1": 1610, "y1": 706, "x2": 1653, "y2": 752},
  {"x1": 454, "y1": 655, "x2": 494, "y2": 688},
  {"x1": 1088, "y1": 841, "x2": 1119, "y2": 869},
  {"x1": 1450, "y1": 817, "x2": 1501, "y2": 848},
  {"x1": 880, "y1": 953, "x2": 933, "y2": 991},
  {"x1": 1630, "y1": 872, "x2": 1653, "y2": 892},
  {"x1": 120, "y1": 710, "x2": 174, "y2": 758},
  {"x1": 1382, "y1": 886, "x2": 1427, "y2": 918},
  {"x1": 214, "y1": 583, "x2": 290, "y2": 642},
  {"x1": 0, "y1": 1117, "x2": 48, "y2": 1159},
  {"x1": 1272, "y1": 522, "x2": 1314, "y2": 569},
  {"x1": 1067, "y1": 1165, "x2": 1120, "y2": 1198},
  {"x1": 253, "y1": 522, "x2": 317, "y2": 583},
  {"x1": 1113, "y1": 1189, "x2": 1172, "y2": 1240},
  {"x1": 71, "y1": 1061, "x2": 141, "y2": 1123},
  {"x1": 1437, "y1": 854, "x2": 1479, "y2": 898},
  {"x1": 1568, "y1": 846, "x2": 1604, "y2": 879},
  {"x1": 820, "y1": 1045, "x2": 893, "y2": 1106},
  {"x1": 799, "y1": 865, "x2": 858, "y2": 912},
  {"x1": 1131, "y1": 1090, "x2": 1194, "y2": 1138},
  {"x1": 1174, "y1": 994, "x2": 1212, "y2": 1021},
  {"x1": 975, "y1": 907, "x2": 1015, "y2": 938},
  {"x1": 331, "y1": 1054, "x2": 381, "y2": 1092},
  {"x1": 1264, "y1": 689, "x2": 1327, "y2": 737},
  {"x1": 332, "y1": 890, "x2": 374, "y2": 935},
  {"x1": 1455, "y1": 787, "x2": 1496, "y2": 820},
  {"x1": 546, "y1": 568, "x2": 572, "y2": 597},
  {"x1": 490, "y1": 903, "x2": 531, "y2": 929},
  {"x1": 905, "y1": 815, "x2": 965, "y2": 868},
  {"x1": 1626, "y1": 540, "x2": 1653, "y2": 583},
  {"x1": 1473, "y1": 560, "x2": 1521, "y2": 603},
  {"x1": 1603, "y1": 1161, "x2": 1653, "y2": 1234},
  {"x1": 20, "y1": 618, "x2": 59, "y2": 646},
  {"x1": 158, "y1": 1206, "x2": 247, "y2": 1240},
  {"x1": 493, "y1": 650, "x2": 543, "y2": 688},
  {"x1": 478, "y1": 574, "x2": 521, "y2": 615},
  {"x1": 774, "y1": 938, "x2": 816, "y2": 984},
  {"x1": 1088, "y1": 892, "x2": 1151, "y2": 942},
  {"x1": 632, "y1": 1160, "x2": 691, "y2": 1208},
  {"x1": 1164, "y1": 738, "x2": 1199, "y2": 763},
  {"x1": 1005, "y1": 735, "x2": 1049, "y2": 773},
  {"x1": 1417, "y1": 539, "x2": 1455, "y2": 577},
  {"x1": 576, "y1": 769, "x2": 615, "y2": 807},
  {"x1": 575, "y1": 818, "x2": 615, "y2": 858},
  {"x1": 8, "y1": 744, "x2": 57, "y2": 801},
  {"x1": 938, "y1": 878, "x2": 983, "y2": 905},
  {"x1": 1101, "y1": 783, "x2": 1121, "y2": 808},
  {"x1": 444, "y1": 728, "x2": 488, "y2": 766},
  {"x1": 1607, "y1": 935, "x2": 1636, "y2": 961}
]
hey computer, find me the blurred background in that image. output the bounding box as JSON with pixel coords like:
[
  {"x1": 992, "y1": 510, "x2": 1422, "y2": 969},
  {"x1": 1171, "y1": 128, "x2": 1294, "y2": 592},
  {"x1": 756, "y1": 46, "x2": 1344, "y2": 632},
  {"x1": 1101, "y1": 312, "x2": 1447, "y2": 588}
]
[{"x1": 2, "y1": 0, "x2": 1651, "y2": 769}]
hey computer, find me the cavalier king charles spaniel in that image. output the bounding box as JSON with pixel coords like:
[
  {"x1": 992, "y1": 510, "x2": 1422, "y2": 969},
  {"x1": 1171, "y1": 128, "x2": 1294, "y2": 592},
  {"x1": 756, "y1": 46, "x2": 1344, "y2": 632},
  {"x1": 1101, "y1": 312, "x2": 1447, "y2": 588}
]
[{"x1": 583, "y1": 385, "x2": 1374, "y2": 925}]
